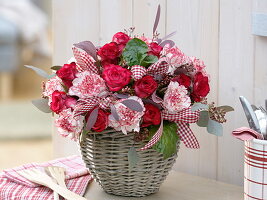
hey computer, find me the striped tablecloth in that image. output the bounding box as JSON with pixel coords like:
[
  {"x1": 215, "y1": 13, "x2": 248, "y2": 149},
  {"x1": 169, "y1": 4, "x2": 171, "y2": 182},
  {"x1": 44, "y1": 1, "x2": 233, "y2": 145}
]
[{"x1": 0, "y1": 155, "x2": 92, "y2": 200}]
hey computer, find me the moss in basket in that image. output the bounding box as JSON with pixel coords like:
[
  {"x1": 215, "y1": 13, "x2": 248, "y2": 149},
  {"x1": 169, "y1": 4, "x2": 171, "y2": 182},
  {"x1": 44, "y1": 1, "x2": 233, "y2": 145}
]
[{"x1": 147, "y1": 121, "x2": 180, "y2": 159}]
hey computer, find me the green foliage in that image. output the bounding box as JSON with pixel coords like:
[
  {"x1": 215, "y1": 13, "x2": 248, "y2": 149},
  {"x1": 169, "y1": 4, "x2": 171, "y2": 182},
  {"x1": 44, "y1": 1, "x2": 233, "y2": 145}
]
[
  {"x1": 197, "y1": 111, "x2": 209, "y2": 127},
  {"x1": 140, "y1": 55, "x2": 158, "y2": 67},
  {"x1": 207, "y1": 119, "x2": 223, "y2": 136},
  {"x1": 122, "y1": 38, "x2": 148, "y2": 66},
  {"x1": 148, "y1": 121, "x2": 179, "y2": 159}
]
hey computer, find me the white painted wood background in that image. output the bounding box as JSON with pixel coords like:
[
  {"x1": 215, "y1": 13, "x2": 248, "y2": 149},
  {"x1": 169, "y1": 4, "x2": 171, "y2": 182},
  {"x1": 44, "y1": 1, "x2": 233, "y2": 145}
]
[{"x1": 52, "y1": 0, "x2": 267, "y2": 186}]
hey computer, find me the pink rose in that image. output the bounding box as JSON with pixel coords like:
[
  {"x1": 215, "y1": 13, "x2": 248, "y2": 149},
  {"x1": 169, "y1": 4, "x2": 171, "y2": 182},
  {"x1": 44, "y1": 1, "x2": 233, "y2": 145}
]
[
  {"x1": 50, "y1": 90, "x2": 77, "y2": 114},
  {"x1": 148, "y1": 42, "x2": 163, "y2": 58},
  {"x1": 172, "y1": 74, "x2": 191, "y2": 88},
  {"x1": 134, "y1": 75, "x2": 158, "y2": 98},
  {"x1": 97, "y1": 42, "x2": 120, "y2": 60},
  {"x1": 192, "y1": 72, "x2": 210, "y2": 102},
  {"x1": 112, "y1": 32, "x2": 130, "y2": 45},
  {"x1": 86, "y1": 109, "x2": 110, "y2": 132},
  {"x1": 56, "y1": 62, "x2": 77, "y2": 88},
  {"x1": 141, "y1": 104, "x2": 161, "y2": 127},
  {"x1": 102, "y1": 64, "x2": 132, "y2": 91}
]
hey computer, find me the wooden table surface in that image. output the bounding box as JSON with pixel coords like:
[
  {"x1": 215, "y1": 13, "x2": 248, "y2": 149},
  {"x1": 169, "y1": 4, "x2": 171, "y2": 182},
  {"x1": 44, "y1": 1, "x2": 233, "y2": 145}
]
[{"x1": 84, "y1": 171, "x2": 243, "y2": 200}]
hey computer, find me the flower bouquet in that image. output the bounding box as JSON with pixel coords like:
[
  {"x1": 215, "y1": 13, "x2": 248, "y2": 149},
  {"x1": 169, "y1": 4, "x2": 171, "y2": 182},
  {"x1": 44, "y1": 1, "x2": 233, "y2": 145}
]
[{"x1": 27, "y1": 5, "x2": 233, "y2": 197}]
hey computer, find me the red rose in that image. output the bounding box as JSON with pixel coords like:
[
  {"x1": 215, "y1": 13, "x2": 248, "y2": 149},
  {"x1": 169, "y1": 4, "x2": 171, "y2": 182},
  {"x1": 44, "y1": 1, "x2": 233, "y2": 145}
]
[
  {"x1": 102, "y1": 64, "x2": 132, "y2": 91},
  {"x1": 192, "y1": 72, "x2": 210, "y2": 102},
  {"x1": 56, "y1": 62, "x2": 77, "y2": 88},
  {"x1": 86, "y1": 109, "x2": 110, "y2": 132},
  {"x1": 134, "y1": 75, "x2": 158, "y2": 98},
  {"x1": 141, "y1": 104, "x2": 161, "y2": 127},
  {"x1": 112, "y1": 32, "x2": 131, "y2": 52},
  {"x1": 97, "y1": 42, "x2": 120, "y2": 60},
  {"x1": 112, "y1": 32, "x2": 130, "y2": 45},
  {"x1": 172, "y1": 74, "x2": 191, "y2": 88},
  {"x1": 148, "y1": 42, "x2": 163, "y2": 58},
  {"x1": 50, "y1": 90, "x2": 77, "y2": 114}
]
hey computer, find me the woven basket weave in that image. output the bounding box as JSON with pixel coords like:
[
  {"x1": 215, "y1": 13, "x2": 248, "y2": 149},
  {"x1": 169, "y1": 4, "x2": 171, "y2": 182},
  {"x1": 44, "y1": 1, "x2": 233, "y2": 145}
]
[{"x1": 79, "y1": 130, "x2": 180, "y2": 197}]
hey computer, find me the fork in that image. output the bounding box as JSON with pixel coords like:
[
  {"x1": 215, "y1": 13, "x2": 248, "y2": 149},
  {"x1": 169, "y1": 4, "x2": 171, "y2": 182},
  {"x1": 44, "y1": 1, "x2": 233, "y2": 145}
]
[
  {"x1": 17, "y1": 169, "x2": 87, "y2": 200},
  {"x1": 45, "y1": 166, "x2": 67, "y2": 200}
]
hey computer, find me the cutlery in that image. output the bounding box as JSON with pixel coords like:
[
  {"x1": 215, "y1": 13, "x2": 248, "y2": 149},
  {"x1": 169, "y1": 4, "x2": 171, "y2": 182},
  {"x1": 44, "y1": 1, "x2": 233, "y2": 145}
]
[
  {"x1": 18, "y1": 169, "x2": 87, "y2": 200},
  {"x1": 239, "y1": 96, "x2": 261, "y2": 134},
  {"x1": 254, "y1": 108, "x2": 267, "y2": 139},
  {"x1": 45, "y1": 166, "x2": 67, "y2": 200}
]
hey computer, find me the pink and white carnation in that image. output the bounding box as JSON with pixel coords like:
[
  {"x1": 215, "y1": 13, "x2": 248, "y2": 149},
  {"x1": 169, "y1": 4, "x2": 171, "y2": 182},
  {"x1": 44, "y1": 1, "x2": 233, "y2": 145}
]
[
  {"x1": 162, "y1": 45, "x2": 191, "y2": 73},
  {"x1": 43, "y1": 76, "x2": 64, "y2": 104},
  {"x1": 163, "y1": 81, "x2": 191, "y2": 113},
  {"x1": 69, "y1": 71, "x2": 107, "y2": 98},
  {"x1": 109, "y1": 96, "x2": 145, "y2": 134},
  {"x1": 55, "y1": 108, "x2": 84, "y2": 141},
  {"x1": 190, "y1": 56, "x2": 206, "y2": 73}
]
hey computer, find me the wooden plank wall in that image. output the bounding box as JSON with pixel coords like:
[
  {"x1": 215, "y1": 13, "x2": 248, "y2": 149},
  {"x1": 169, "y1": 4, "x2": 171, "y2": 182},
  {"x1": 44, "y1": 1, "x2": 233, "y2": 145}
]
[{"x1": 52, "y1": 0, "x2": 267, "y2": 186}]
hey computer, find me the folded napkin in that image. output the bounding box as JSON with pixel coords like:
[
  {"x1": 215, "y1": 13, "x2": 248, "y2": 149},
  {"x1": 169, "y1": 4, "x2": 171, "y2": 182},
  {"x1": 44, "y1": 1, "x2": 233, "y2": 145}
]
[
  {"x1": 0, "y1": 155, "x2": 93, "y2": 200},
  {"x1": 232, "y1": 127, "x2": 264, "y2": 141}
]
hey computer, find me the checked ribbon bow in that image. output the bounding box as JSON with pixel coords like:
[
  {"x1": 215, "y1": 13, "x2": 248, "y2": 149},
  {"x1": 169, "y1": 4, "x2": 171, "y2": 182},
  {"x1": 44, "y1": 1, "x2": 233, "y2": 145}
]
[
  {"x1": 72, "y1": 43, "x2": 201, "y2": 150},
  {"x1": 140, "y1": 108, "x2": 200, "y2": 150}
]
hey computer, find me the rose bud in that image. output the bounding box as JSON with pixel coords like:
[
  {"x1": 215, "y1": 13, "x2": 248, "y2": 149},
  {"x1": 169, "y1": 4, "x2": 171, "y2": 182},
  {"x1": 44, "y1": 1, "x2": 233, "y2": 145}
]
[
  {"x1": 141, "y1": 104, "x2": 161, "y2": 127},
  {"x1": 191, "y1": 72, "x2": 210, "y2": 102},
  {"x1": 102, "y1": 64, "x2": 132, "y2": 92},
  {"x1": 134, "y1": 75, "x2": 158, "y2": 98},
  {"x1": 172, "y1": 74, "x2": 191, "y2": 88},
  {"x1": 56, "y1": 62, "x2": 77, "y2": 88},
  {"x1": 86, "y1": 108, "x2": 110, "y2": 132},
  {"x1": 148, "y1": 42, "x2": 163, "y2": 58},
  {"x1": 97, "y1": 42, "x2": 120, "y2": 60}
]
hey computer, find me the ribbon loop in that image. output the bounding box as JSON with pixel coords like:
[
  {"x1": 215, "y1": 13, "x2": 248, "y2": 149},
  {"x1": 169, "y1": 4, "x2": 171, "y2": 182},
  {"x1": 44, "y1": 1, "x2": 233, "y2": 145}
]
[
  {"x1": 72, "y1": 46, "x2": 99, "y2": 74},
  {"x1": 140, "y1": 107, "x2": 200, "y2": 150}
]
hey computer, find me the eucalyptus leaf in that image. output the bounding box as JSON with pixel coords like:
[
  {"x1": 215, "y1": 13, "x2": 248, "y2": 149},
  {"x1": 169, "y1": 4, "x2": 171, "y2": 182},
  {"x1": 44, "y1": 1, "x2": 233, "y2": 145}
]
[
  {"x1": 86, "y1": 108, "x2": 99, "y2": 131},
  {"x1": 31, "y1": 98, "x2": 51, "y2": 113},
  {"x1": 191, "y1": 103, "x2": 209, "y2": 112},
  {"x1": 207, "y1": 119, "x2": 223, "y2": 136},
  {"x1": 217, "y1": 105, "x2": 234, "y2": 112},
  {"x1": 25, "y1": 65, "x2": 55, "y2": 79},
  {"x1": 121, "y1": 99, "x2": 144, "y2": 112},
  {"x1": 128, "y1": 147, "x2": 139, "y2": 170},
  {"x1": 197, "y1": 111, "x2": 209, "y2": 127},
  {"x1": 51, "y1": 65, "x2": 61, "y2": 71},
  {"x1": 148, "y1": 121, "x2": 179, "y2": 159},
  {"x1": 74, "y1": 41, "x2": 97, "y2": 60},
  {"x1": 161, "y1": 31, "x2": 177, "y2": 41},
  {"x1": 153, "y1": 5, "x2": 161, "y2": 34},
  {"x1": 122, "y1": 38, "x2": 148, "y2": 66},
  {"x1": 110, "y1": 105, "x2": 120, "y2": 121},
  {"x1": 140, "y1": 55, "x2": 158, "y2": 67},
  {"x1": 159, "y1": 40, "x2": 175, "y2": 48},
  {"x1": 115, "y1": 93, "x2": 129, "y2": 99}
]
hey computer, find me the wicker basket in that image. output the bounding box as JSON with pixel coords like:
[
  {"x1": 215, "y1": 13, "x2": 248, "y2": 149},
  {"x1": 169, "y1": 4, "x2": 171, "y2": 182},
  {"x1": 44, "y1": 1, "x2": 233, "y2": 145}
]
[{"x1": 79, "y1": 130, "x2": 180, "y2": 197}]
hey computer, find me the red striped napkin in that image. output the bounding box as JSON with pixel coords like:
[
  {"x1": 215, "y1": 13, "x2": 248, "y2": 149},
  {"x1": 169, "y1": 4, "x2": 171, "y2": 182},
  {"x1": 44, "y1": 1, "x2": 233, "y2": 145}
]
[{"x1": 0, "y1": 155, "x2": 92, "y2": 200}]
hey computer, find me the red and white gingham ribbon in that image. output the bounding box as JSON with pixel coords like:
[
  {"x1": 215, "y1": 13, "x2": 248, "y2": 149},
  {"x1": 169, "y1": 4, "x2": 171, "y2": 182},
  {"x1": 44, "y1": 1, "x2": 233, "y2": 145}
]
[
  {"x1": 147, "y1": 57, "x2": 169, "y2": 75},
  {"x1": 72, "y1": 46, "x2": 99, "y2": 74},
  {"x1": 131, "y1": 65, "x2": 147, "y2": 80},
  {"x1": 74, "y1": 96, "x2": 101, "y2": 118},
  {"x1": 140, "y1": 107, "x2": 200, "y2": 150}
]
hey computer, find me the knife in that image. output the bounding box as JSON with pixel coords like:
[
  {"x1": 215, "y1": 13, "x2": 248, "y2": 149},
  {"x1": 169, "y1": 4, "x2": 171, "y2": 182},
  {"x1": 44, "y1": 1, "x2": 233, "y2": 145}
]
[{"x1": 239, "y1": 96, "x2": 261, "y2": 134}]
